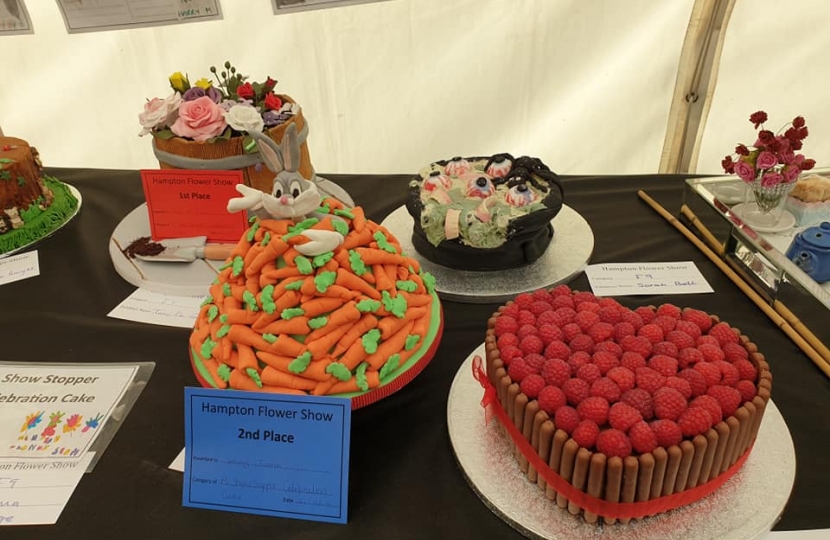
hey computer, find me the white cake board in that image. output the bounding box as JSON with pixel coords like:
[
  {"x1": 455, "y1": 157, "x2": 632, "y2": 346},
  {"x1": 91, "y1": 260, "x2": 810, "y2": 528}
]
[
  {"x1": 0, "y1": 183, "x2": 82, "y2": 259},
  {"x1": 381, "y1": 205, "x2": 594, "y2": 303},
  {"x1": 109, "y1": 203, "x2": 223, "y2": 297},
  {"x1": 447, "y1": 344, "x2": 796, "y2": 540}
]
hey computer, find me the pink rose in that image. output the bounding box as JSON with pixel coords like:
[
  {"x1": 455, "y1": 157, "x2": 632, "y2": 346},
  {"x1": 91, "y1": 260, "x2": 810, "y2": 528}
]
[
  {"x1": 170, "y1": 96, "x2": 227, "y2": 141},
  {"x1": 760, "y1": 171, "x2": 783, "y2": 188},
  {"x1": 138, "y1": 93, "x2": 181, "y2": 136},
  {"x1": 783, "y1": 165, "x2": 800, "y2": 183},
  {"x1": 733, "y1": 160, "x2": 756, "y2": 182},
  {"x1": 755, "y1": 151, "x2": 778, "y2": 170}
]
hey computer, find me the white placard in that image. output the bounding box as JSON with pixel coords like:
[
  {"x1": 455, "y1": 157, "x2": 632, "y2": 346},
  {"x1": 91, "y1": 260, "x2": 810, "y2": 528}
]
[
  {"x1": 0, "y1": 452, "x2": 94, "y2": 526},
  {"x1": 55, "y1": 0, "x2": 222, "y2": 33},
  {"x1": 272, "y1": 0, "x2": 393, "y2": 14},
  {"x1": 108, "y1": 288, "x2": 202, "y2": 328},
  {"x1": 0, "y1": 0, "x2": 32, "y2": 35},
  {"x1": 585, "y1": 262, "x2": 714, "y2": 296},
  {"x1": 0, "y1": 364, "x2": 139, "y2": 460},
  {"x1": 169, "y1": 447, "x2": 184, "y2": 472},
  {"x1": 0, "y1": 251, "x2": 38, "y2": 286}
]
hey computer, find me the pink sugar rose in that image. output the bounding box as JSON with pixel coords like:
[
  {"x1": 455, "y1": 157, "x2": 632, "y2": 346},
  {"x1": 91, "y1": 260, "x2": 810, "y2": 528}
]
[
  {"x1": 760, "y1": 171, "x2": 783, "y2": 188},
  {"x1": 171, "y1": 96, "x2": 227, "y2": 141},
  {"x1": 783, "y1": 165, "x2": 800, "y2": 183},
  {"x1": 733, "y1": 160, "x2": 756, "y2": 183},
  {"x1": 138, "y1": 92, "x2": 181, "y2": 136},
  {"x1": 756, "y1": 151, "x2": 778, "y2": 170}
]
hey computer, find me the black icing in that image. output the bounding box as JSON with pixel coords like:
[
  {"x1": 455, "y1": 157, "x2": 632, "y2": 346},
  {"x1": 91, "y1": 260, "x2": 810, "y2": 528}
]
[{"x1": 405, "y1": 153, "x2": 565, "y2": 271}]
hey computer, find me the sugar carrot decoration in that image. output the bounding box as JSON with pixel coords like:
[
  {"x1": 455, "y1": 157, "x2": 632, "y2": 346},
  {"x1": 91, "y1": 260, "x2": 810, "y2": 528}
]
[
  {"x1": 398, "y1": 290, "x2": 433, "y2": 308},
  {"x1": 336, "y1": 269, "x2": 382, "y2": 299},
  {"x1": 328, "y1": 371, "x2": 380, "y2": 394},
  {"x1": 366, "y1": 320, "x2": 415, "y2": 369},
  {"x1": 260, "y1": 366, "x2": 317, "y2": 391},
  {"x1": 331, "y1": 314, "x2": 378, "y2": 357},
  {"x1": 350, "y1": 206, "x2": 366, "y2": 232},
  {"x1": 300, "y1": 297, "x2": 345, "y2": 318},
  {"x1": 263, "y1": 334, "x2": 306, "y2": 357},
  {"x1": 353, "y1": 248, "x2": 405, "y2": 266},
  {"x1": 312, "y1": 379, "x2": 335, "y2": 396},
  {"x1": 377, "y1": 314, "x2": 411, "y2": 341},
  {"x1": 227, "y1": 325, "x2": 273, "y2": 351},
  {"x1": 306, "y1": 324, "x2": 351, "y2": 360},
  {"x1": 372, "y1": 264, "x2": 394, "y2": 291},
  {"x1": 339, "y1": 340, "x2": 370, "y2": 370},
  {"x1": 223, "y1": 294, "x2": 242, "y2": 311},
  {"x1": 341, "y1": 227, "x2": 374, "y2": 250},
  {"x1": 257, "y1": 317, "x2": 311, "y2": 336},
  {"x1": 224, "y1": 309, "x2": 258, "y2": 326},
  {"x1": 306, "y1": 301, "x2": 360, "y2": 342},
  {"x1": 229, "y1": 368, "x2": 262, "y2": 391},
  {"x1": 198, "y1": 356, "x2": 228, "y2": 389}
]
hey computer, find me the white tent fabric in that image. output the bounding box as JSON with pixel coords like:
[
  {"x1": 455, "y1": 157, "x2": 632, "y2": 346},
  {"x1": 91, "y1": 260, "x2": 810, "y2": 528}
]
[{"x1": 1, "y1": 0, "x2": 693, "y2": 175}]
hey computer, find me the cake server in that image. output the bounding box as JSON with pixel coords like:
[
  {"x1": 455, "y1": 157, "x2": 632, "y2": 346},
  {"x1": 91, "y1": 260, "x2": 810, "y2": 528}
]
[{"x1": 134, "y1": 236, "x2": 236, "y2": 263}]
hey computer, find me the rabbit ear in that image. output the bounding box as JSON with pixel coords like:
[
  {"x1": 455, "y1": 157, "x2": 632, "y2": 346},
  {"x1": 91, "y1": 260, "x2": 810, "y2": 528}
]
[
  {"x1": 251, "y1": 132, "x2": 284, "y2": 174},
  {"x1": 281, "y1": 123, "x2": 301, "y2": 173}
]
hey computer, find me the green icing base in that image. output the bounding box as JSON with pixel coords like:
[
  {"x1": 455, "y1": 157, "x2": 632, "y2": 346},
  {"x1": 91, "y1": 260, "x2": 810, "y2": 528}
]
[
  {"x1": 191, "y1": 288, "x2": 443, "y2": 399},
  {"x1": 0, "y1": 176, "x2": 79, "y2": 255}
]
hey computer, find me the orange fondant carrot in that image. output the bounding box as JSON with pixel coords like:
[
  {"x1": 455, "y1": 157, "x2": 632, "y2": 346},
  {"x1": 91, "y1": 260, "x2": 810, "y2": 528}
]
[
  {"x1": 243, "y1": 243, "x2": 264, "y2": 270},
  {"x1": 353, "y1": 248, "x2": 405, "y2": 266},
  {"x1": 383, "y1": 263, "x2": 398, "y2": 286},
  {"x1": 312, "y1": 379, "x2": 335, "y2": 396},
  {"x1": 377, "y1": 314, "x2": 412, "y2": 341},
  {"x1": 229, "y1": 368, "x2": 261, "y2": 391},
  {"x1": 261, "y1": 366, "x2": 317, "y2": 391},
  {"x1": 350, "y1": 206, "x2": 366, "y2": 232},
  {"x1": 229, "y1": 237, "x2": 252, "y2": 259},
  {"x1": 306, "y1": 301, "x2": 361, "y2": 342},
  {"x1": 220, "y1": 337, "x2": 232, "y2": 363},
  {"x1": 306, "y1": 324, "x2": 351, "y2": 360},
  {"x1": 327, "y1": 371, "x2": 380, "y2": 394},
  {"x1": 245, "y1": 276, "x2": 259, "y2": 295},
  {"x1": 317, "y1": 284, "x2": 360, "y2": 300},
  {"x1": 366, "y1": 320, "x2": 415, "y2": 369},
  {"x1": 331, "y1": 314, "x2": 377, "y2": 357},
  {"x1": 399, "y1": 290, "x2": 433, "y2": 308},
  {"x1": 259, "y1": 219, "x2": 292, "y2": 236},
  {"x1": 262, "y1": 266, "x2": 303, "y2": 280},
  {"x1": 236, "y1": 343, "x2": 258, "y2": 372},
  {"x1": 256, "y1": 351, "x2": 333, "y2": 382},
  {"x1": 372, "y1": 264, "x2": 394, "y2": 291},
  {"x1": 274, "y1": 290, "x2": 301, "y2": 313},
  {"x1": 341, "y1": 228, "x2": 374, "y2": 250},
  {"x1": 225, "y1": 309, "x2": 259, "y2": 325},
  {"x1": 209, "y1": 283, "x2": 224, "y2": 306},
  {"x1": 199, "y1": 356, "x2": 228, "y2": 389},
  {"x1": 300, "y1": 297, "x2": 345, "y2": 318},
  {"x1": 223, "y1": 294, "x2": 242, "y2": 311},
  {"x1": 227, "y1": 325, "x2": 273, "y2": 351},
  {"x1": 339, "y1": 340, "x2": 370, "y2": 370},
  {"x1": 336, "y1": 269, "x2": 381, "y2": 299},
  {"x1": 248, "y1": 238, "x2": 289, "y2": 276},
  {"x1": 258, "y1": 317, "x2": 311, "y2": 336},
  {"x1": 410, "y1": 311, "x2": 431, "y2": 340},
  {"x1": 322, "y1": 259, "x2": 339, "y2": 273},
  {"x1": 259, "y1": 385, "x2": 307, "y2": 395},
  {"x1": 264, "y1": 334, "x2": 306, "y2": 357}
]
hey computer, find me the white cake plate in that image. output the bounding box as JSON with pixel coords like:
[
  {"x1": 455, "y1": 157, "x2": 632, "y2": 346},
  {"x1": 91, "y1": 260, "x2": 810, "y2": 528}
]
[
  {"x1": 0, "y1": 183, "x2": 82, "y2": 259},
  {"x1": 447, "y1": 344, "x2": 796, "y2": 540},
  {"x1": 109, "y1": 203, "x2": 223, "y2": 297},
  {"x1": 381, "y1": 205, "x2": 594, "y2": 303}
]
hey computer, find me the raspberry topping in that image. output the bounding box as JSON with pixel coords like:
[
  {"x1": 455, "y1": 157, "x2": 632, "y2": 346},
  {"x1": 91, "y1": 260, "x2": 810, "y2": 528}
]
[
  {"x1": 538, "y1": 385, "x2": 567, "y2": 414},
  {"x1": 572, "y1": 420, "x2": 601, "y2": 448},
  {"x1": 628, "y1": 421, "x2": 658, "y2": 453},
  {"x1": 577, "y1": 396, "x2": 610, "y2": 424},
  {"x1": 520, "y1": 373, "x2": 545, "y2": 399},
  {"x1": 678, "y1": 406, "x2": 712, "y2": 437},
  {"x1": 653, "y1": 387, "x2": 687, "y2": 421},
  {"x1": 608, "y1": 402, "x2": 643, "y2": 432},
  {"x1": 650, "y1": 419, "x2": 683, "y2": 447},
  {"x1": 554, "y1": 406, "x2": 580, "y2": 434},
  {"x1": 596, "y1": 428, "x2": 632, "y2": 458}
]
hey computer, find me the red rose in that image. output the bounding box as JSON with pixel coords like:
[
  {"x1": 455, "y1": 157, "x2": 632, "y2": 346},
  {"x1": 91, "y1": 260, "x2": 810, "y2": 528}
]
[
  {"x1": 735, "y1": 144, "x2": 749, "y2": 156},
  {"x1": 721, "y1": 156, "x2": 735, "y2": 173},
  {"x1": 801, "y1": 159, "x2": 816, "y2": 171},
  {"x1": 264, "y1": 93, "x2": 283, "y2": 111},
  {"x1": 749, "y1": 110, "x2": 768, "y2": 129},
  {"x1": 758, "y1": 130, "x2": 775, "y2": 145},
  {"x1": 236, "y1": 82, "x2": 254, "y2": 100},
  {"x1": 792, "y1": 116, "x2": 805, "y2": 128},
  {"x1": 263, "y1": 77, "x2": 277, "y2": 92}
]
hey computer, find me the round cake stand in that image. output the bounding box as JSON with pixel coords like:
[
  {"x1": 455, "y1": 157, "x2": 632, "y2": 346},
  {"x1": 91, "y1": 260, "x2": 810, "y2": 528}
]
[
  {"x1": 0, "y1": 183, "x2": 82, "y2": 259},
  {"x1": 380, "y1": 205, "x2": 594, "y2": 303},
  {"x1": 109, "y1": 203, "x2": 224, "y2": 297},
  {"x1": 447, "y1": 344, "x2": 796, "y2": 540}
]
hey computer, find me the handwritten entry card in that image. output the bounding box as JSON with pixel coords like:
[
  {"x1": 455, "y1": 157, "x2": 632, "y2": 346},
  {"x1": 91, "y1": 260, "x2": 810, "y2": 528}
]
[
  {"x1": 0, "y1": 251, "x2": 38, "y2": 286},
  {"x1": 141, "y1": 169, "x2": 248, "y2": 243},
  {"x1": 585, "y1": 262, "x2": 714, "y2": 296},
  {"x1": 184, "y1": 388, "x2": 351, "y2": 524},
  {"x1": 56, "y1": 0, "x2": 222, "y2": 33},
  {"x1": 108, "y1": 288, "x2": 202, "y2": 328}
]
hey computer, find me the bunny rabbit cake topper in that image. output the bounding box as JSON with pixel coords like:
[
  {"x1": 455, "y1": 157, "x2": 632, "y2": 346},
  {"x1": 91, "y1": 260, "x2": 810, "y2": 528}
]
[{"x1": 227, "y1": 124, "x2": 349, "y2": 256}]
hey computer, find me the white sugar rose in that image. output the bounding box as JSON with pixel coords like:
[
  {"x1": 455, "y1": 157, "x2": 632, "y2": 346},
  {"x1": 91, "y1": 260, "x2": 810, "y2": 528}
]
[
  {"x1": 224, "y1": 104, "x2": 265, "y2": 133},
  {"x1": 138, "y1": 92, "x2": 181, "y2": 136}
]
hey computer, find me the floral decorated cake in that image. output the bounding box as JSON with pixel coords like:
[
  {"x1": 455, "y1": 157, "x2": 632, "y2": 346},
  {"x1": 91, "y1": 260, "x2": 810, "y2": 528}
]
[
  {"x1": 405, "y1": 154, "x2": 564, "y2": 271},
  {"x1": 483, "y1": 286, "x2": 771, "y2": 524},
  {"x1": 0, "y1": 137, "x2": 78, "y2": 255},
  {"x1": 189, "y1": 197, "x2": 443, "y2": 406},
  {"x1": 785, "y1": 174, "x2": 830, "y2": 226}
]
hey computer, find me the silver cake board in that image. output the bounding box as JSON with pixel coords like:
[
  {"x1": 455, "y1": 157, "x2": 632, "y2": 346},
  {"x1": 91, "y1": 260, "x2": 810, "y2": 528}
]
[
  {"x1": 380, "y1": 205, "x2": 594, "y2": 303},
  {"x1": 447, "y1": 344, "x2": 796, "y2": 540}
]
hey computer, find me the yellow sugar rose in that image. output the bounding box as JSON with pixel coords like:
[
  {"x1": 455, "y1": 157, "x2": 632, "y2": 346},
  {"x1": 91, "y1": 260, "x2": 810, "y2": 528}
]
[
  {"x1": 168, "y1": 71, "x2": 190, "y2": 93},
  {"x1": 194, "y1": 78, "x2": 212, "y2": 90}
]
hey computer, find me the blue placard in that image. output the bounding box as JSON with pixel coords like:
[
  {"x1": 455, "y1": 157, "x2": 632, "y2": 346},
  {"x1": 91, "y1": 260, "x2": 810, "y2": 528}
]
[{"x1": 183, "y1": 387, "x2": 351, "y2": 524}]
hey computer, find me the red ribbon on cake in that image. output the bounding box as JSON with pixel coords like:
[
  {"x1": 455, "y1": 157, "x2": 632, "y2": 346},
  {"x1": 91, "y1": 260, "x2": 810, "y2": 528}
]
[{"x1": 471, "y1": 356, "x2": 753, "y2": 520}]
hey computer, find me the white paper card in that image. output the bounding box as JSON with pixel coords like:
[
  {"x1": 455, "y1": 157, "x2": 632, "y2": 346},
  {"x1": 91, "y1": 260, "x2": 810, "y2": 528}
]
[
  {"x1": 169, "y1": 447, "x2": 185, "y2": 472},
  {"x1": 585, "y1": 262, "x2": 714, "y2": 296},
  {"x1": 0, "y1": 452, "x2": 94, "y2": 526},
  {"x1": 272, "y1": 0, "x2": 393, "y2": 14},
  {"x1": 0, "y1": 0, "x2": 33, "y2": 35},
  {"x1": 55, "y1": 0, "x2": 222, "y2": 33},
  {"x1": 765, "y1": 531, "x2": 830, "y2": 539},
  {"x1": 0, "y1": 251, "x2": 38, "y2": 286},
  {"x1": 108, "y1": 288, "x2": 202, "y2": 328}
]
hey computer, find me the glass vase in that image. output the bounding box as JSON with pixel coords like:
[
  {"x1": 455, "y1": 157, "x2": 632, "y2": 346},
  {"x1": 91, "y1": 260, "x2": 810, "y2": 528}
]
[{"x1": 739, "y1": 178, "x2": 796, "y2": 230}]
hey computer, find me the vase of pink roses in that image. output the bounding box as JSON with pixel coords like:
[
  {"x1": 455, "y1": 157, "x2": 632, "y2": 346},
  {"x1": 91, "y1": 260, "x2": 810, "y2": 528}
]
[
  {"x1": 138, "y1": 61, "x2": 313, "y2": 194},
  {"x1": 722, "y1": 111, "x2": 816, "y2": 230}
]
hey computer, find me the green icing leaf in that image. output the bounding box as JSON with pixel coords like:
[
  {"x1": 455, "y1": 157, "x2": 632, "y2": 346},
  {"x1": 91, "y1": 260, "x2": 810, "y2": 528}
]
[
  {"x1": 246, "y1": 221, "x2": 260, "y2": 242},
  {"x1": 217, "y1": 324, "x2": 230, "y2": 338},
  {"x1": 356, "y1": 299, "x2": 381, "y2": 313},
  {"x1": 325, "y1": 362, "x2": 352, "y2": 382},
  {"x1": 201, "y1": 297, "x2": 213, "y2": 308},
  {"x1": 334, "y1": 208, "x2": 354, "y2": 219},
  {"x1": 261, "y1": 284, "x2": 276, "y2": 314},
  {"x1": 219, "y1": 259, "x2": 233, "y2": 270},
  {"x1": 355, "y1": 362, "x2": 369, "y2": 392},
  {"x1": 0, "y1": 170, "x2": 10, "y2": 180},
  {"x1": 408, "y1": 265, "x2": 415, "y2": 274},
  {"x1": 362, "y1": 328, "x2": 381, "y2": 354},
  {"x1": 245, "y1": 368, "x2": 263, "y2": 388},
  {"x1": 396, "y1": 280, "x2": 417, "y2": 292},
  {"x1": 379, "y1": 353, "x2": 401, "y2": 381},
  {"x1": 219, "y1": 314, "x2": 229, "y2": 324},
  {"x1": 284, "y1": 280, "x2": 304, "y2": 291},
  {"x1": 200, "y1": 337, "x2": 217, "y2": 360},
  {"x1": 317, "y1": 202, "x2": 331, "y2": 214},
  {"x1": 0, "y1": 158, "x2": 14, "y2": 164},
  {"x1": 295, "y1": 255, "x2": 313, "y2": 275},
  {"x1": 217, "y1": 364, "x2": 232, "y2": 382},
  {"x1": 422, "y1": 272, "x2": 436, "y2": 294},
  {"x1": 332, "y1": 220, "x2": 349, "y2": 236},
  {"x1": 288, "y1": 352, "x2": 312, "y2": 374},
  {"x1": 348, "y1": 250, "x2": 367, "y2": 275},
  {"x1": 283, "y1": 218, "x2": 319, "y2": 240},
  {"x1": 242, "y1": 290, "x2": 259, "y2": 312},
  {"x1": 248, "y1": 215, "x2": 258, "y2": 224},
  {"x1": 281, "y1": 307, "x2": 305, "y2": 320},
  {"x1": 261, "y1": 231, "x2": 271, "y2": 247},
  {"x1": 262, "y1": 333, "x2": 277, "y2": 344},
  {"x1": 405, "y1": 334, "x2": 420, "y2": 351},
  {"x1": 231, "y1": 256, "x2": 244, "y2": 277},
  {"x1": 312, "y1": 251, "x2": 334, "y2": 267},
  {"x1": 314, "y1": 271, "x2": 337, "y2": 293},
  {"x1": 222, "y1": 283, "x2": 232, "y2": 296},
  {"x1": 309, "y1": 316, "x2": 328, "y2": 329},
  {"x1": 373, "y1": 231, "x2": 397, "y2": 253},
  {"x1": 382, "y1": 290, "x2": 407, "y2": 318}
]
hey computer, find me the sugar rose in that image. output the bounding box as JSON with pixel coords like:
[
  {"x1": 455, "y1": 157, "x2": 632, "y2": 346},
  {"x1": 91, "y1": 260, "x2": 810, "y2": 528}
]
[
  {"x1": 224, "y1": 104, "x2": 264, "y2": 134},
  {"x1": 733, "y1": 160, "x2": 755, "y2": 182},
  {"x1": 138, "y1": 92, "x2": 181, "y2": 136},
  {"x1": 171, "y1": 96, "x2": 227, "y2": 141}
]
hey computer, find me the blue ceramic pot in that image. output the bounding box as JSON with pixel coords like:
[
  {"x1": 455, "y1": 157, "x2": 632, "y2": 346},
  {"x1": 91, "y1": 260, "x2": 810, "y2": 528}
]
[{"x1": 786, "y1": 222, "x2": 830, "y2": 283}]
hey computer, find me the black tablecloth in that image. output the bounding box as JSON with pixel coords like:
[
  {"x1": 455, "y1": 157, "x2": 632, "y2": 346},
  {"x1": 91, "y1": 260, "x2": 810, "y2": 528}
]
[{"x1": 1, "y1": 169, "x2": 828, "y2": 539}]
